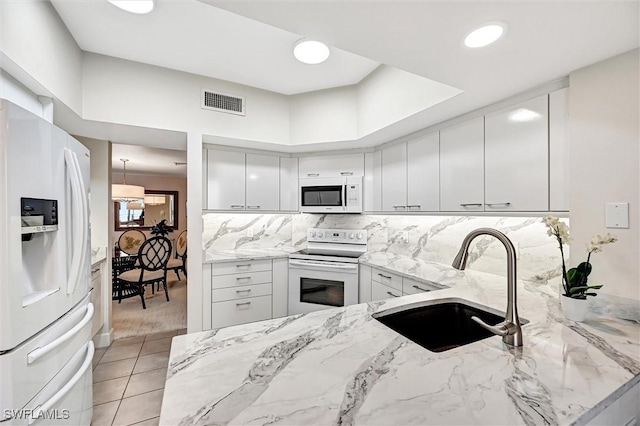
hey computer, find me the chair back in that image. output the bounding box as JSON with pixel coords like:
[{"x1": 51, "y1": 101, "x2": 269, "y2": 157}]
[
  {"x1": 137, "y1": 236, "x2": 172, "y2": 271},
  {"x1": 175, "y1": 231, "x2": 187, "y2": 257},
  {"x1": 118, "y1": 229, "x2": 147, "y2": 255}
]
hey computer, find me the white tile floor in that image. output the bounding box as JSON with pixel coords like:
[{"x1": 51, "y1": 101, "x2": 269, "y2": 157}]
[{"x1": 91, "y1": 329, "x2": 186, "y2": 426}]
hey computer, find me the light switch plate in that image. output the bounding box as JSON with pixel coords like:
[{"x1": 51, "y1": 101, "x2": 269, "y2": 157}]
[{"x1": 605, "y1": 203, "x2": 629, "y2": 228}]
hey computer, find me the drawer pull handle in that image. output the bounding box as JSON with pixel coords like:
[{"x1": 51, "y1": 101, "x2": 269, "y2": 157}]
[
  {"x1": 307, "y1": 173, "x2": 319, "y2": 177},
  {"x1": 91, "y1": 268, "x2": 100, "y2": 274},
  {"x1": 407, "y1": 205, "x2": 421, "y2": 209},
  {"x1": 340, "y1": 171, "x2": 353, "y2": 176},
  {"x1": 236, "y1": 264, "x2": 251, "y2": 268},
  {"x1": 378, "y1": 273, "x2": 392, "y2": 279},
  {"x1": 236, "y1": 276, "x2": 251, "y2": 281},
  {"x1": 247, "y1": 205, "x2": 261, "y2": 209},
  {"x1": 485, "y1": 202, "x2": 511, "y2": 207},
  {"x1": 386, "y1": 291, "x2": 400, "y2": 298},
  {"x1": 230, "y1": 205, "x2": 244, "y2": 209},
  {"x1": 460, "y1": 203, "x2": 482, "y2": 207},
  {"x1": 236, "y1": 289, "x2": 252, "y2": 293},
  {"x1": 236, "y1": 301, "x2": 252, "y2": 306},
  {"x1": 412, "y1": 285, "x2": 431, "y2": 292},
  {"x1": 392, "y1": 205, "x2": 406, "y2": 210}
]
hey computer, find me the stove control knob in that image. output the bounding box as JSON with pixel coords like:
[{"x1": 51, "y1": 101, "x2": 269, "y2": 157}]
[
  {"x1": 317, "y1": 231, "x2": 323, "y2": 238},
  {"x1": 310, "y1": 231, "x2": 316, "y2": 238},
  {"x1": 349, "y1": 233, "x2": 355, "y2": 239},
  {"x1": 356, "y1": 232, "x2": 363, "y2": 240}
]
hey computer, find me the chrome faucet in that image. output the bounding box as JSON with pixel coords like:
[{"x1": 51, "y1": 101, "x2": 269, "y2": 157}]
[{"x1": 452, "y1": 228, "x2": 523, "y2": 347}]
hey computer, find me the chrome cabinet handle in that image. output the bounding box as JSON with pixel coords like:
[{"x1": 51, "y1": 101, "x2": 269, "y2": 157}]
[
  {"x1": 378, "y1": 273, "x2": 392, "y2": 279},
  {"x1": 236, "y1": 264, "x2": 251, "y2": 268},
  {"x1": 230, "y1": 205, "x2": 244, "y2": 209},
  {"x1": 236, "y1": 276, "x2": 251, "y2": 281},
  {"x1": 247, "y1": 205, "x2": 260, "y2": 209},
  {"x1": 386, "y1": 291, "x2": 400, "y2": 298},
  {"x1": 393, "y1": 205, "x2": 406, "y2": 210},
  {"x1": 340, "y1": 171, "x2": 353, "y2": 176},
  {"x1": 460, "y1": 203, "x2": 482, "y2": 207},
  {"x1": 236, "y1": 289, "x2": 252, "y2": 293},
  {"x1": 407, "y1": 205, "x2": 421, "y2": 210},
  {"x1": 236, "y1": 301, "x2": 252, "y2": 306},
  {"x1": 307, "y1": 173, "x2": 319, "y2": 177},
  {"x1": 412, "y1": 285, "x2": 431, "y2": 292},
  {"x1": 485, "y1": 202, "x2": 511, "y2": 207}
]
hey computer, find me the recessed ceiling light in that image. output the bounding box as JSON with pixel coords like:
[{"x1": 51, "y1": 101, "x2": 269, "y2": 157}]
[
  {"x1": 293, "y1": 39, "x2": 330, "y2": 65},
  {"x1": 464, "y1": 22, "x2": 507, "y2": 48},
  {"x1": 107, "y1": 0, "x2": 155, "y2": 14}
]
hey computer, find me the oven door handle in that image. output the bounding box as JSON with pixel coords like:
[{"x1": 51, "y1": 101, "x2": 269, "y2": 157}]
[{"x1": 289, "y1": 259, "x2": 358, "y2": 271}]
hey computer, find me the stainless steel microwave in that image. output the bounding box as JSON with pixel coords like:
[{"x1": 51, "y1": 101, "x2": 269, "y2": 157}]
[{"x1": 299, "y1": 176, "x2": 363, "y2": 213}]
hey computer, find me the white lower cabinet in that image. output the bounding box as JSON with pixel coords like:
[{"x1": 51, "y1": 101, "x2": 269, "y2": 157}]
[
  {"x1": 587, "y1": 381, "x2": 639, "y2": 425},
  {"x1": 89, "y1": 262, "x2": 103, "y2": 338},
  {"x1": 362, "y1": 266, "x2": 445, "y2": 302},
  {"x1": 402, "y1": 277, "x2": 441, "y2": 295},
  {"x1": 211, "y1": 295, "x2": 272, "y2": 330},
  {"x1": 204, "y1": 258, "x2": 288, "y2": 331},
  {"x1": 372, "y1": 280, "x2": 402, "y2": 300}
]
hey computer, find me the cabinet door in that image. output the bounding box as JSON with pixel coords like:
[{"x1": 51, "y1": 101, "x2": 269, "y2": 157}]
[
  {"x1": 549, "y1": 88, "x2": 569, "y2": 211},
  {"x1": 299, "y1": 153, "x2": 364, "y2": 177},
  {"x1": 359, "y1": 264, "x2": 372, "y2": 303},
  {"x1": 381, "y1": 143, "x2": 407, "y2": 212},
  {"x1": 440, "y1": 118, "x2": 485, "y2": 211},
  {"x1": 279, "y1": 157, "x2": 299, "y2": 211},
  {"x1": 407, "y1": 132, "x2": 439, "y2": 211},
  {"x1": 485, "y1": 95, "x2": 549, "y2": 211},
  {"x1": 364, "y1": 152, "x2": 382, "y2": 212},
  {"x1": 272, "y1": 258, "x2": 288, "y2": 318},
  {"x1": 245, "y1": 153, "x2": 279, "y2": 211},
  {"x1": 207, "y1": 149, "x2": 245, "y2": 210},
  {"x1": 371, "y1": 280, "x2": 402, "y2": 301}
]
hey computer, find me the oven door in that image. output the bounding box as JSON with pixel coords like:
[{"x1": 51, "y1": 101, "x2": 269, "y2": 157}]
[
  {"x1": 299, "y1": 177, "x2": 346, "y2": 213},
  {"x1": 288, "y1": 259, "x2": 359, "y2": 315}
]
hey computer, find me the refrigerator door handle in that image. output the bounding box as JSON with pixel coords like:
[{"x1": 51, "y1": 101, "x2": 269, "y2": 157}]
[
  {"x1": 27, "y1": 303, "x2": 94, "y2": 364},
  {"x1": 64, "y1": 149, "x2": 88, "y2": 295},
  {"x1": 28, "y1": 341, "x2": 95, "y2": 425}
]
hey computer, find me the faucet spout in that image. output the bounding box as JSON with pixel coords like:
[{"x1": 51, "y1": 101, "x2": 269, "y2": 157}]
[{"x1": 452, "y1": 228, "x2": 523, "y2": 347}]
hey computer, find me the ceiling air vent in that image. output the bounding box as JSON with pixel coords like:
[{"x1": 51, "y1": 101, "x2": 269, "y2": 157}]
[{"x1": 201, "y1": 89, "x2": 245, "y2": 116}]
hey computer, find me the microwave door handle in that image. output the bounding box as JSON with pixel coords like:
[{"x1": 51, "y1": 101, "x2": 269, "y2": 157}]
[{"x1": 343, "y1": 185, "x2": 347, "y2": 209}]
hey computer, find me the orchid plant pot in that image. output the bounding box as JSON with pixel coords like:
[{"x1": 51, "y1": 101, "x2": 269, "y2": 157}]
[{"x1": 561, "y1": 295, "x2": 588, "y2": 322}]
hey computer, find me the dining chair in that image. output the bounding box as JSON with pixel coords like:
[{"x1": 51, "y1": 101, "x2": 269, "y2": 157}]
[
  {"x1": 118, "y1": 229, "x2": 146, "y2": 255},
  {"x1": 166, "y1": 230, "x2": 187, "y2": 281},
  {"x1": 117, "y1": 236, "x2": 172, "y2": 309},
  {"x1": 112, "y1": 255, "x2": 141, "y2": 303}
]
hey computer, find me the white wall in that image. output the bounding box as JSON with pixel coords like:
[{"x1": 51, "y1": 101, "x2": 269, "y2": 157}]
[
  {"x1": 0, "y1": 0, "x2": 83, "y2": 113},
  {"x1": 0, "y1": 71, "x2": 43, "y2": 117},
  {"x1": 357, "y1": 65, "x2": 462, "y2": 136},
  {"x1": 569, "y1": 49, "x2": 639, "y2": 300},
  {"x1": 82, "y1": 53, "x2": 290, "y2": 144},
  {"x1": 289, "y1": 85, "x2": 358, "y2": 144}
]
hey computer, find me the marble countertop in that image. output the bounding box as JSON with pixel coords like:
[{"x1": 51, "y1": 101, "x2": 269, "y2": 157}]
[
  {"x1": 91, "y1": 246, "x2": 107, "y2": 268},
  {"x1": 160, "y1": 254, "x2": 640, "y2": 426},
  {"x1": 204, "y1": 247, "x2": 298, "y2": 263}
]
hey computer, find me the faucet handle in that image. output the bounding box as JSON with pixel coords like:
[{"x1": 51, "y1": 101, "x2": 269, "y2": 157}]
[{"x1": 471, "y1": 316, "x2": 509, "y2": 337}]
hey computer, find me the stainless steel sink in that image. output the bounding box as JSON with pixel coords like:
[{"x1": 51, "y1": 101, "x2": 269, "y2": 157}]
[{"x1": 372, "y1": 299, "x2": 529, "y2": 352}]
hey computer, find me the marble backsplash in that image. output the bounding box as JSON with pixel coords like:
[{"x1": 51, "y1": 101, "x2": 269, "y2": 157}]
[{"x1": 203, "y1": 212, "x2": 569, "y2": 287}]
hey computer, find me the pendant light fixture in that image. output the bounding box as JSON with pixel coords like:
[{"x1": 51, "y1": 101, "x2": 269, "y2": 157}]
[{"x1": 112, "y1": 158, "x2": 145, "y2": 201}]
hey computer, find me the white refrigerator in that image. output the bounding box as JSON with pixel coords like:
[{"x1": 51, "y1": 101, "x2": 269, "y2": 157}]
[{"x1": 0, "y1": 99, "x2": 93, "y2": 425}]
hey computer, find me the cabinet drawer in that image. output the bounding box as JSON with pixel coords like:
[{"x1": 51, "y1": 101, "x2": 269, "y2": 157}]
[
  {"x1": 212, "y1": 270, "x2": 272, "y2": 289},
  {"x1": 371, "y1": 267, "x2": 402, "y2": 291},
  {"x1": 212, "y1": 295, "x2": 272, "y2": 329},
  {"x1": 371, "y1": 280, "x2": 402, "y2": 301},
  {"x1": 213, "y1": 259, "x2": 272, "y2": 276},
  {"x1": 402, "y1": 277, "x2": 442, "y2": 295},
  {"x1": 212, "y1": 283, "x2": 272, "y2": 302}
]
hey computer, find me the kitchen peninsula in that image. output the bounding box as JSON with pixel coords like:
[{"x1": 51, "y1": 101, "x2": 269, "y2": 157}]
[{"x1": 160, "y1": 255, "x2": 640, "y2": 425}]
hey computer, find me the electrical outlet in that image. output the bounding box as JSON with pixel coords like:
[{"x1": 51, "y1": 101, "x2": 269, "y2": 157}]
[
  {"x1": 402, "y1": 231, "x2": 409, "y2": 243},
  {"x1": 247, "y1": 227, "x2": 254, "y2": 238}
]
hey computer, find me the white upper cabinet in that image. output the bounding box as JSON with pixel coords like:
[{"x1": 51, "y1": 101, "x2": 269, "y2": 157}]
[
  {"x1": 484, "y1": 95, "x2": 549, "y2": 211},
  {"x1": 440, "y1": 118, "x2": 485, "y2": 211},
  {"x1": 299, "y1": 153, "x2": 364, "y2": 178},
  {"x1": 279, "y1": 157, "x2": 299, "y2": 211},
  {"x1": 381, "y1": 142, "x2": 407, "y2": 211},
  {"x1": 207, "y1": 149, "x2": 245, "y2": 210},
  {"x1": 549, "y1": 88, "x2": 569, "y2": 211},
  {"x1": 407, "y1": 132, "x2": 439, "y2": 211},
  {"x1": 364, "y1": 151, "x2": 382, "y2": 212},
  {"x1": 245, "y1": 153, "x2": 279, "y2": 211}
]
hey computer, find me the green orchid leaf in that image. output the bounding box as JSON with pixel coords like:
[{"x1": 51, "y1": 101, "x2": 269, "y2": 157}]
[
  {"x1": 577, "y1": 262, "x2": 592, "y2": 276},
  {"x1": 566, "y1": 268, "x2": 580, "y2": 285},
  {"x1": 569, "y1": 285, "x2": 603, "y2": 295}
]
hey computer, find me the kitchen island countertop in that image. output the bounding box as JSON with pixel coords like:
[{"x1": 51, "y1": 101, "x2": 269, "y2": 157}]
[{"x1": 160, "y1": 255, "x2": 640, "y2": 425}]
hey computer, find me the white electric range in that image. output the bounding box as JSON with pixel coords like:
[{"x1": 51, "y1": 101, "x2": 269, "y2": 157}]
[{"x1": 288, "y1": 228, "x2": 367, "y2": 315}]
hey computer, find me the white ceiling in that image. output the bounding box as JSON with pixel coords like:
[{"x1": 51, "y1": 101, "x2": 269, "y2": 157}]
[
  {"x1": 50, "y1": 0, "x2": 380, "y2": 95},
  {"x1": 112, "y1": 144, "x2": 187, "y2": 176}
]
